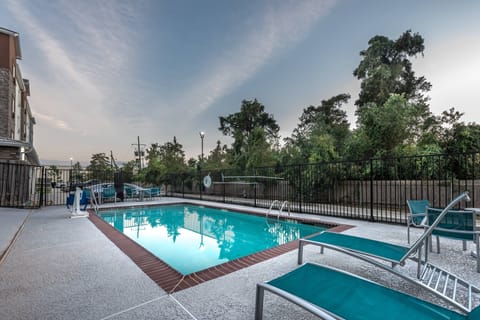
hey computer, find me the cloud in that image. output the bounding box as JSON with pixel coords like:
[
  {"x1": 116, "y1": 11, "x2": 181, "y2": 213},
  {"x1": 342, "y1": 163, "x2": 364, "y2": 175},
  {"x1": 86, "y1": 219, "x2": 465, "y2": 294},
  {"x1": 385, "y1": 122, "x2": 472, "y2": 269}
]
[
  {"x1": 34, "y1": 112, "x2": 73, "y2": 131},
  {"x1": 6, "y1": 0, "x2": 146, "y2": 132},
  {"x1": 178, "y1": 0, "x2": 338, "y2": 116}
]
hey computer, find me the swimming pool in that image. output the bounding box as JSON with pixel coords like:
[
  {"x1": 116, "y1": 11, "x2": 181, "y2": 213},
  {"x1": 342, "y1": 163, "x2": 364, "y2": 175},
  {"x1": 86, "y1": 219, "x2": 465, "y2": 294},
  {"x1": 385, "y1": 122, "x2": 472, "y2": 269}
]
[{"x1": 99, "y1": 204, "x2": 326, "y2": 275}]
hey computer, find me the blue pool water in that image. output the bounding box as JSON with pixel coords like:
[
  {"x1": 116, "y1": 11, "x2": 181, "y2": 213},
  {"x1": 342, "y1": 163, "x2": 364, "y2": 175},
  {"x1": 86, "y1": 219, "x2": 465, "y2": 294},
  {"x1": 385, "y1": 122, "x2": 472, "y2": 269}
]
[{"x1": 100, "y1": 204, "x2": 326, "y2": 275}]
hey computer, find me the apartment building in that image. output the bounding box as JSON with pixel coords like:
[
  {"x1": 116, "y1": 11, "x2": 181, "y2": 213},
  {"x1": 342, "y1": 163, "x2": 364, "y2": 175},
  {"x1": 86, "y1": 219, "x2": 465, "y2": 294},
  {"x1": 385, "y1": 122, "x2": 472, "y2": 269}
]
[{"x1": 0, "y1": 27, "x2": 39, "y2": 165}]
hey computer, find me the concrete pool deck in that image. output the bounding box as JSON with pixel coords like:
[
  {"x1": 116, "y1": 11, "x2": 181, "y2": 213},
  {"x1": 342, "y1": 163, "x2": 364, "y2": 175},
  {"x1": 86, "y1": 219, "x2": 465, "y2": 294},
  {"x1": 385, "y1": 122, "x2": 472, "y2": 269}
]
[{"x1": 1, "y1": 198, "x2": 480, "y2": 319}]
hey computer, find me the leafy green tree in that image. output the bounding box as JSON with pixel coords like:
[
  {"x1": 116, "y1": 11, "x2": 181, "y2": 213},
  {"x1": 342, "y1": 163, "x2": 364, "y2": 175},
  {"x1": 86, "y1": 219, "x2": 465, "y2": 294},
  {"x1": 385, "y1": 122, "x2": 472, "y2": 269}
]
[
  {"x1": 285, "y1": 94, "x2": 351, "y2": 164},
  {"x1": 354, "y1": 30, "x2": 431, "y2": 108},
  {"x1": 308, "y1": 134, "x2": 338, "y2": 163},
  {"x1": 203, "y1": 140, "x2": 229, "y2": 171},
  {"x1": 87, "y1": 153, "x2": 112, "y2": 180},
  {"x1": 143, "y1": 137, "x2": 187, "y2": 184},
  {"x1": 120, "y1": 160, "x2": 138, "y2": 183},
  {"x1": 351, "y1": 30, "x2": 437, "y2": 158},
  {"x1": 219, "y1": 99, "x2": 279, "y2": 170},
  {"x1": 443, "y1": 122, "x2": 480, "y2": 154},
  {"x1": 146, "y1": 143, "x2": 161, "y2": 161},
  {"x1": 158, "y1": 137, "x2": 186, "y2": 173},
  {"x1": 244, "y1": 128, "x2": 278, "y2": 169},
  {"x1": 143, "y1": 157, "x2": 167, "y2": 185},
  {"x1": 358, "y1": 95, "x2": 413, "y2": 156}
]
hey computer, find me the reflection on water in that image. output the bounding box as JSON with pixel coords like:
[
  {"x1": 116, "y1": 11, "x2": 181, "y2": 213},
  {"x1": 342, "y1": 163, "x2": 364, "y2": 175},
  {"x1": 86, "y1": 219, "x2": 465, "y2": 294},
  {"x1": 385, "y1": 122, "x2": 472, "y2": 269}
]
[{"x1": 100, "y1": 205, "x2": 324, "y2": 274}]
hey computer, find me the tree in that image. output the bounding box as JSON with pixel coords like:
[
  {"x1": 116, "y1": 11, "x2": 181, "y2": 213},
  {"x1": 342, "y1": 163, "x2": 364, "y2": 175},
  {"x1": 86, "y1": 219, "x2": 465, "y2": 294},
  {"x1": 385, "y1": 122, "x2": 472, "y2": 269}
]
[
  {"x1": 219, "y1": 99, "x2": 279, "y2": 170},
  {"x1": 203, "y1": 140, "x2": 229, "y2": 171},
  {"x1": 158, "y1": 137, "x2": 186, "y2": 172},
  {"x1": 354, "y1": 30, "x2": 431, "y2": 108},
  {"x1": 244, "y1": 128, "x2": 278, "y2": 169},
  {"x1": 287, "y1": 94, "x2": 351, "y2": 163},
  {"x1": 146, "y1": 143, "x2": 161, "y2": 161},
  {"x1": 352, "y1": 30, "x2": 436, "y2": 158},
  {"x1": 120, "y1": 160, "x2": 137, "y2": 183},
  {"x1": 351, "y1": 94, "x2": 420, "y2": 158},
  {"x1": 87, "y1": 153, "x2": 112, "y2": 180},
  {"x1": 143, "y1": 137, "x2": 187, "y2": 185}
]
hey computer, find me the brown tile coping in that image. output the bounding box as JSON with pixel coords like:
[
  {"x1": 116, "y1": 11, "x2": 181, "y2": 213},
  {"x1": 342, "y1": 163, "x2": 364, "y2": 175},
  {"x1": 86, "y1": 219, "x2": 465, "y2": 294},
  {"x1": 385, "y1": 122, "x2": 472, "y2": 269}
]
[{"x1": 88, "y1": 207, "x2": 353, "y2": 293}]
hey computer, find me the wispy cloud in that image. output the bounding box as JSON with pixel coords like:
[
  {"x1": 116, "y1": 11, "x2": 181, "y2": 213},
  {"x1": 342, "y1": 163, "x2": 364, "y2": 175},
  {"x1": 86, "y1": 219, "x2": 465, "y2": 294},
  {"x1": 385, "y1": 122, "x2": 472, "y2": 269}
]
[
  {"x1": 6, "y1": 0, "x2": 144, "y2": 132},
  {"x1": 179, "y1": 0, "x2": 338, "y2": 115}
]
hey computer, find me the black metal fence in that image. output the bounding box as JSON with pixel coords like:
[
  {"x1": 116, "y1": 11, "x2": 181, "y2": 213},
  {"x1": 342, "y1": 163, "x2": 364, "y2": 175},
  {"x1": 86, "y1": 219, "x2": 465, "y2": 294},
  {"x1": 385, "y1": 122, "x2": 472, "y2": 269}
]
[
  {"x1": 0, "y1": 162, "x2": 43, "y2": 208},
  {"x1": 1, "y1": 152, "x2": 480, "y2": 224},
  {"x1": 0, "y1": 163, "x2": 127, "y2": 208},
  {"x1": 167, "y1": 152, "x2": 480, "y2": 224}
]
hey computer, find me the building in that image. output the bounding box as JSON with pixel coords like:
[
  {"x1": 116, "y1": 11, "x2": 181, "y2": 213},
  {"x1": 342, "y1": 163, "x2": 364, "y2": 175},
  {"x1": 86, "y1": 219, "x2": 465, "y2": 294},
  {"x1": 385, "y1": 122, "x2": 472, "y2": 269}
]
[{"x1": 0, "y1": 27, "x2": 39, "y2": 165}]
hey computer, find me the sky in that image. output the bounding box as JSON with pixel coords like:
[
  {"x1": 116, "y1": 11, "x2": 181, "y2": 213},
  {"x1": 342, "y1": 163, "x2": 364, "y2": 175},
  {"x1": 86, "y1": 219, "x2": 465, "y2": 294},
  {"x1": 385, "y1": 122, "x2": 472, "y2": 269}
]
[{"x1": 1, "y1": 0, "x2": 479, "y2": 165}]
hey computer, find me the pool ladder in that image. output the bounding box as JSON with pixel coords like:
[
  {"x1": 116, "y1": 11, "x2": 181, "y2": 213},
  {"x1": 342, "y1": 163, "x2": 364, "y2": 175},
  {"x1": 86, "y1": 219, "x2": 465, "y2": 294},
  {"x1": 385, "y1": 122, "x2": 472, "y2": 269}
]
[
  {"x1": 86, "y1": 187, "x2": 99, "y2": 213},
  {"x1": 266, "y1": 200, "x2": 290, "y2": 220}
]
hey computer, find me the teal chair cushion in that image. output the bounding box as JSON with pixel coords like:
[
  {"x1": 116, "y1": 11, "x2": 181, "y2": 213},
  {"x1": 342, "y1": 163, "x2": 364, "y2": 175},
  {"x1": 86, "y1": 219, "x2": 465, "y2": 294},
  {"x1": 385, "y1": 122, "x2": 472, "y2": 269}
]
[
  {"x1": 427, "y1": 208, "x2": 476, "y2": 241},
  {"x1": 268, "y1": 263, "x2": 466, "y2": 320}
]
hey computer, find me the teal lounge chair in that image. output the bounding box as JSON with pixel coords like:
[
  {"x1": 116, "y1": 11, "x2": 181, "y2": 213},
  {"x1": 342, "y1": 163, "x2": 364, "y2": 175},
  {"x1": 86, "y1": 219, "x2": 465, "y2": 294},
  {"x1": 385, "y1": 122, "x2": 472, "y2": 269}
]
[
  {"x1": 299, "y1": 192, "x2": 469, "y2": 271},
  {"x1": 255, "y1": 262, "x2": 480, "y2": 320},
  {"x1": 124, "y1": 187, "x2": 137, "y2": 200},
  {"x1": 426, "y1": 207, "x2": 480, "y2": 272},
  {"x1": 298, "y1": 192, "x2": 477, "y2": 311},
  {"x1": 101, "y1": 186, "x2": 117, "y2": 203},
  {"x1": 406, "y1": 199, "x2": 430, "y2": 244},
  {"x1": 150, "y1": 187, "x2": 161, "y2": 197}
]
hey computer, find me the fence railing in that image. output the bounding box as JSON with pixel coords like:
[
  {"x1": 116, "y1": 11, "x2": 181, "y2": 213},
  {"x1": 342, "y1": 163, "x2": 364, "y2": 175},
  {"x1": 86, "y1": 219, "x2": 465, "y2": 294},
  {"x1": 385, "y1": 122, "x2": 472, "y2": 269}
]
[
  {"x1": 1, "y1": 152, "x2": 479, "y2": 224},
  {"x1": 0, "y1": 162, "x2": 43, "y2": 208},
  {"x1": 166, "y1": 152, "x2": 480, "y2": 224}
]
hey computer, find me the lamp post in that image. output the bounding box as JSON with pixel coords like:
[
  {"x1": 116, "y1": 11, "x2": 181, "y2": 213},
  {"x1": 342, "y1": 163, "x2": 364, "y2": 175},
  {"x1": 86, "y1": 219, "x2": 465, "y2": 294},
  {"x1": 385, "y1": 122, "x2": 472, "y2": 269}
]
[
  {"x1": 69, "y1": 157, "x2": 73, "y2": 187},
  {"x1": 199, "y1": 131, "x2": 205, "y2": 162}
]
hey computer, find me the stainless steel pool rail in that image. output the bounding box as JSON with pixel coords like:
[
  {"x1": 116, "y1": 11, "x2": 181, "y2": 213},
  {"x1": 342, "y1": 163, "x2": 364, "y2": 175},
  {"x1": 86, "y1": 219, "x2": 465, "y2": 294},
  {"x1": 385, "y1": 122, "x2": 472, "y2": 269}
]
[
  {"x1": 86, "y1": 187, "x2": 99, "y2": 213},
  {"x1": 267, "y1": 200, "x2": 290, "y2": 220}
]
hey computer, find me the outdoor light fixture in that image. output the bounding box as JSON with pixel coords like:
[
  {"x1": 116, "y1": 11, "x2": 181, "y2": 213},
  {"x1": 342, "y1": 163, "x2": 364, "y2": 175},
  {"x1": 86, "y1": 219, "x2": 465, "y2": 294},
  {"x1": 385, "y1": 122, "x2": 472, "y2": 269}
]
[{"x1": 199, "y1": 131, "x2": 205, "y2": 161}]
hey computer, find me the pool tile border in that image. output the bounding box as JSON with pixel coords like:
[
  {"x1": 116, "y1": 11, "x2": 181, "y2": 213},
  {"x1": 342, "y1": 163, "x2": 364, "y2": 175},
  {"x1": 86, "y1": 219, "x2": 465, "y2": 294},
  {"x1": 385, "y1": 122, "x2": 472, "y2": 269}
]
[{"x1": 88, "y1": 209, "x2": 353, "y2": 293}]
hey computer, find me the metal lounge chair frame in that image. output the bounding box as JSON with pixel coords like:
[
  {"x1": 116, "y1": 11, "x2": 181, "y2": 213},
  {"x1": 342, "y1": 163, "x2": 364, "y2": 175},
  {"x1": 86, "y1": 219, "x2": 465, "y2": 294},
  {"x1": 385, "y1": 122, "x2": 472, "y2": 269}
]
[
  {"x1": 406, "y1": 199, "x2": 430, "y2": 244},
  {"x1": 255, "y1": 262, "x2": 480, "y2": 320},
  {"x1": 297, "y1": 192, "x2": 478, "y2": 312}
]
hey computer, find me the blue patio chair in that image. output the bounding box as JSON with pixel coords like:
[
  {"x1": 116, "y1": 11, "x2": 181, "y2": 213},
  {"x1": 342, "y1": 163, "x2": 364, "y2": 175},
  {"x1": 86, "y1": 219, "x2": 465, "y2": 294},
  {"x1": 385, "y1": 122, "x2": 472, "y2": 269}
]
[
  {"x1": 66, "y1": 189, "x2": 89, "y2": 211},
  {"x1": 426, "y1": 207, "x2": 480, "y2": 272},
  {"x1": 124, "y1": 187, "x2": 137, "y2": 200},
  {"x1": 101, "y1": 187, "x2": 117, "y2": 203},
  {"x1": 406, "y1": 199, "x2": 430, "y2": 244},
  {"x1": 150, "y1": 187, "x2": 161, "y2": 197},
  {"x1": 255, "y1": 262, "x2": 480, "y2": 320}
]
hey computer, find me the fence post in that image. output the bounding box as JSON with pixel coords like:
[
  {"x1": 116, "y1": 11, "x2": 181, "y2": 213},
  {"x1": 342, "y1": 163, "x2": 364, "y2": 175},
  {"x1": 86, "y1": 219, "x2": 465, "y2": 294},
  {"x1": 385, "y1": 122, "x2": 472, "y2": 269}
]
[
  {"x1": 223, "y1": 180, "x2": 226, "y2": 203},
  {"x1": 199, "y1": 171, "x2": 203, "y2": 200},
  {"x1": 299, "y1": 165, "x2": 303, "y2": 213},
  {"x1": 370, "y1": 158, "x2": 374, "y2": 222},
  {"x1": 254, "y1": 182, "x2": 257, "y2": 207},
  {"x1": 254, "y1": 170, "x2": 257, "y2": 207},
  {"x1": 39, "y1": 167, "x2": 45, "y2": 207}
]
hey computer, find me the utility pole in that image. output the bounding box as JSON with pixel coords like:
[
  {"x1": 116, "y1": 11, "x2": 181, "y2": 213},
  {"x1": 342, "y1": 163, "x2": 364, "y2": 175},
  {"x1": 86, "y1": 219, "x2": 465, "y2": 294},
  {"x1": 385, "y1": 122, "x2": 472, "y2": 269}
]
[
  {"x1": 131, "y1": 136, "x2": 146, "y2": 170},
  {"x1": 110, "y1": 150, "x2": 118, "y2": 169}
]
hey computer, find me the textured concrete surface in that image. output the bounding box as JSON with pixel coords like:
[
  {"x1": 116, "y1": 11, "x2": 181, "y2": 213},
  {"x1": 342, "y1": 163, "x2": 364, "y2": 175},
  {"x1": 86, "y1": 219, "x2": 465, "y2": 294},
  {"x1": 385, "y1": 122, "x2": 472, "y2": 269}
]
[
  {"x1": 1, "y1": 199, "x2": 480, "y2": 319},
  {"x1": 0, "y1": 208, "x2": 30, "y2": 258}
]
